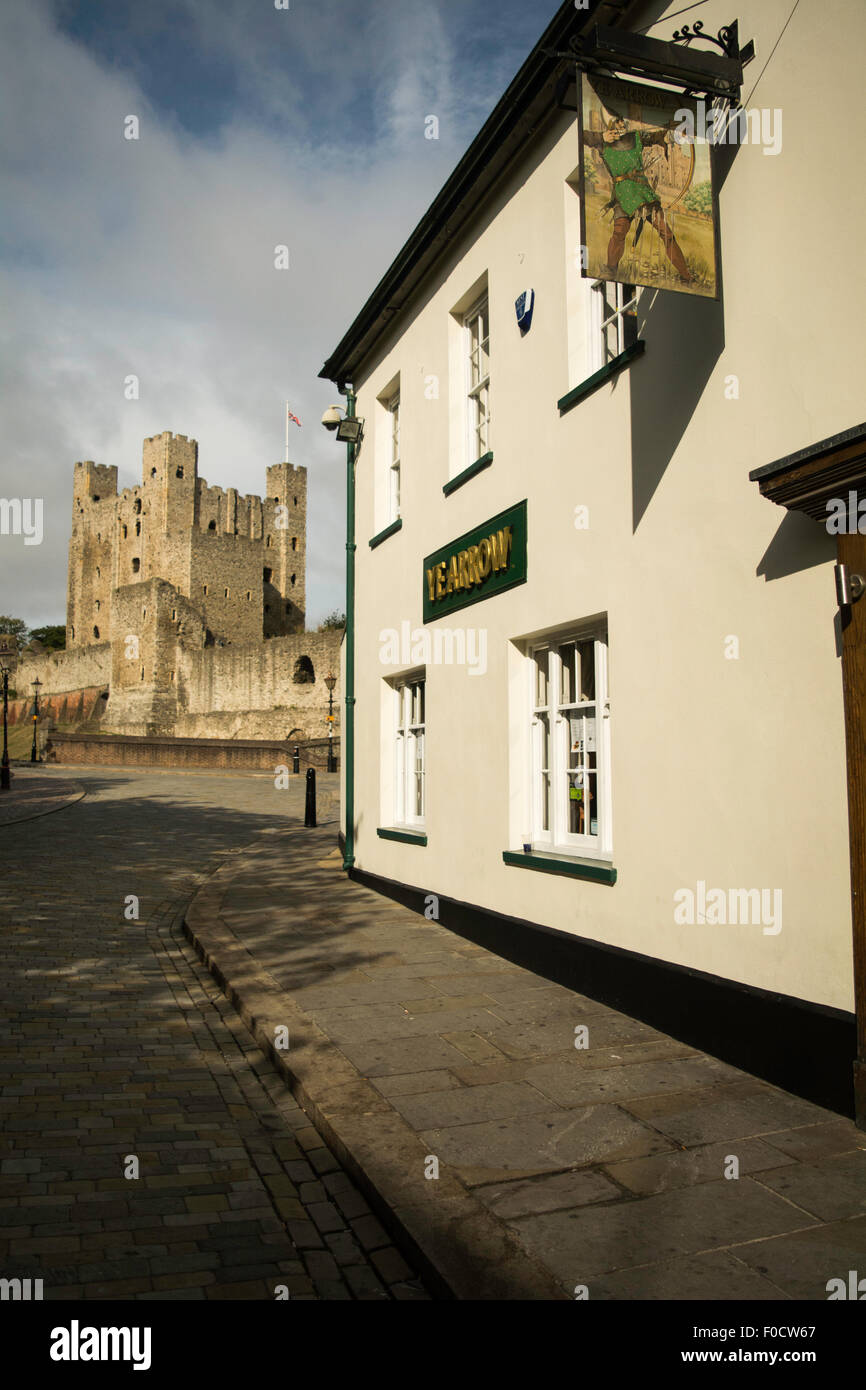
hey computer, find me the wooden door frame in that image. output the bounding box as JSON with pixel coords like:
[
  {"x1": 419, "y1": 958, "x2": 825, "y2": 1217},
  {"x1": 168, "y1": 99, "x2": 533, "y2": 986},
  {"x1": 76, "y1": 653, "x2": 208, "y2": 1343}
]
[{"x1": 750, "y1": 422, "x2": 866, "y2": 1127}]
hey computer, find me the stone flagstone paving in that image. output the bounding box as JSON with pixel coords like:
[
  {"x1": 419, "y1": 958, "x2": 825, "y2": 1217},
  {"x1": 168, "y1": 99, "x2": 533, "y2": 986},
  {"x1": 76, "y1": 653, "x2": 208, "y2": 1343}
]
[{"x1": 191, "y1": 824, "x2": 866, "y2": 1300}]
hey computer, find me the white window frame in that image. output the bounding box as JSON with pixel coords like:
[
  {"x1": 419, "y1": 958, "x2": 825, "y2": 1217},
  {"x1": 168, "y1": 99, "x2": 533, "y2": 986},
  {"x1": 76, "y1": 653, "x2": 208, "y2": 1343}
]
[
  {"x1": 463, "y1": 294, "x2": 490, "y2": 464},
  {"x1": 527, "y1": 631, "x2": 611, "y2": 859},
  {"x1": 388, "y1": 391, "x2": 401, "y2": 522},
  {"x1": 393, "y1": 674, "x2": 425, "y2": 829},
  {"x1": 588, "y1": 280, "x2": 637, "y2": 373}
]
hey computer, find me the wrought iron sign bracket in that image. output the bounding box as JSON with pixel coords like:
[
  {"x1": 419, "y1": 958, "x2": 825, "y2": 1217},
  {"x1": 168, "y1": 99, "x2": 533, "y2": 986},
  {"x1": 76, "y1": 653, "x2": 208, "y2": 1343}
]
[{"x1": 550, "y1": 18, "x2": 754, "y2": 108}]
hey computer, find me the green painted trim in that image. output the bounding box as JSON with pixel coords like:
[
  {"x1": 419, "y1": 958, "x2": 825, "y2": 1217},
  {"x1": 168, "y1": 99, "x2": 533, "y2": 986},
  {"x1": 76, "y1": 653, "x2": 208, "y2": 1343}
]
[
  {"x1": 343, "y1": 390, "x2": 357, "y2": 872},
  {"x1": 369, "y1": 518, "x2": 403, "y2": 549},
  {"x1": 502, "y1": 850, "x2": 617, "y2": 884},
  {"x1": 443, "y1": 451, "x2": 494, "y2": 497},
  {"x1": 378, "y1": 827, "x2": 428, "y2": 846},
  {"x1": 557, "y1": 340, "x2": 645, "y2": 416}
]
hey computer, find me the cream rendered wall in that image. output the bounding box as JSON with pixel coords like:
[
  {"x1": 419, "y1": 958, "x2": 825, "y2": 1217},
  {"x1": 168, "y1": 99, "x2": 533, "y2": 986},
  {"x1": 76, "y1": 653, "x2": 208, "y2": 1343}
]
[{"x1": 348, "y1": 0, "x2": 861, "y2": 1012}]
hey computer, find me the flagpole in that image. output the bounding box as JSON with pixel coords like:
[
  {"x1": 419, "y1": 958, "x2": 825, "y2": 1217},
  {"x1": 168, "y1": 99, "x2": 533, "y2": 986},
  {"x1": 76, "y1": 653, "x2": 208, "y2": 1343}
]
[{"x1": 284, "y1": 402, "x2": 289, "y2": 463}]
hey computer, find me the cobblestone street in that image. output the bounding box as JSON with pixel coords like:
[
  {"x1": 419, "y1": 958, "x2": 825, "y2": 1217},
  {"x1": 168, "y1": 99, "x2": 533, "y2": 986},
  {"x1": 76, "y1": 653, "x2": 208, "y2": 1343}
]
[{"x1": 0, "y1": 768, "x2": 429, "y2": 1301}]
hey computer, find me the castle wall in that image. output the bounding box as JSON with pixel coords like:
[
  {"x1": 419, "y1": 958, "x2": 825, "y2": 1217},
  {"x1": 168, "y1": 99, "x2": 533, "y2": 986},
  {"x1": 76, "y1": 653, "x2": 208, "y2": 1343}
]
[
  {"x1": 65, "y1": 433, "x2": 308, "y2": 650},
  {"x1": 14, "y1": 643, "x2": 111, "y2": 699},
  {"x1": 40, "y1": 430, "x2": 332, "y2": 747},
  {"x1": 189, "y1": 531, "x2": 263, "y2": 644},
  {"x1": 175, "y1": 631, "x2": 342, "y2": 741}
]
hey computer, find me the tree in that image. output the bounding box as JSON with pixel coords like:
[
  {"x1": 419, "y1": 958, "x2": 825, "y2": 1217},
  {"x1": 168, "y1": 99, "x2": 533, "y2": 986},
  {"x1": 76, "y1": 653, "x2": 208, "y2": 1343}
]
[
  {"x1": 0, "y1": 617, "x2": 28, "y2": 652},
  {"x1": 29, "y1": 624, "x2": 66, "y2": 651},
  {"x1": 317, "y1": 610, "x2": 346, "y2": 632}
]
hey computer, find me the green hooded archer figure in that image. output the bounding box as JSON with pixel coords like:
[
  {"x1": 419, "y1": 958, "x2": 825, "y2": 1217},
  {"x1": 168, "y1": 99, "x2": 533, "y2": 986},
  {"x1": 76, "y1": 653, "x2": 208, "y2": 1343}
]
[{"x1": 584, "y1": 115, "x2": 694, "y2": 283}]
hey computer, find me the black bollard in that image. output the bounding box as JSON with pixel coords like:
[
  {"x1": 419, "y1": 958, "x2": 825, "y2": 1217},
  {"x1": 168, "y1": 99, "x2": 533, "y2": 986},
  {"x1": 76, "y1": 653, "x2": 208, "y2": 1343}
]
[
  {"x1": 293, "y1": 745, "x2": 300, "y2": 775},
  {"x1": 304, "y1": 766, "x2": 317, "y2": 827}
]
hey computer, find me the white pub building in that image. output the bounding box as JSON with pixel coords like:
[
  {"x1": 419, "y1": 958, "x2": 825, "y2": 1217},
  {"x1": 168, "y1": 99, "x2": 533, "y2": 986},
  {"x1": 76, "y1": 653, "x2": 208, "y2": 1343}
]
[{"x1": 322, "y1": 0, "x2": 866, "y2": 1124}]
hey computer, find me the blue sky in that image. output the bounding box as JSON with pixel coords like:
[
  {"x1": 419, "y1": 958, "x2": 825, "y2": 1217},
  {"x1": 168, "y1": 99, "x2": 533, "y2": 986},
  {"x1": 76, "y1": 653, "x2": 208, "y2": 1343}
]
[{"x1": 0, "y1": 0, "x2": 562, "y2": 627}]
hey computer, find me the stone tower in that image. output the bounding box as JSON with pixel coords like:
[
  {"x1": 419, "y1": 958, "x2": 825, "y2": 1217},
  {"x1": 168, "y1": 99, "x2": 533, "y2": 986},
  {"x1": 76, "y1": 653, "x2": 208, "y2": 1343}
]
[
  {"x1": 262, "y1": 462, "x2": 306, "y2": 637},
  {"x1": 66, "y1": 433, "x2": 307, "y2": 651}
]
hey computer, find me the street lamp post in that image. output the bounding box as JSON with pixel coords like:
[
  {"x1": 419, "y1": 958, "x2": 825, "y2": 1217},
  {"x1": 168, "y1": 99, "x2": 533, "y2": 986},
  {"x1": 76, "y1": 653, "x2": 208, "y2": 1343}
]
[
  {"x1": 1, "y1": 664, "x2": 10, "y2": 790},
  {"x1": 324, "y1": 672, "x2": 336, "y2": 772},
  {"x1": 321, "y1": 395, "x2": 363, "y2": 871},
  {"x1": 30, "y1": 677, "x2": 42, "y2": 764}
]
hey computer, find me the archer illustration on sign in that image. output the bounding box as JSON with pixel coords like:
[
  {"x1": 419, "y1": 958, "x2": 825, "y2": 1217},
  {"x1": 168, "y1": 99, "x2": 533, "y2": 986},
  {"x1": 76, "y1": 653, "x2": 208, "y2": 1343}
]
[{"x1": 578, "y1": 73, "x2": 719, "y2": 299}]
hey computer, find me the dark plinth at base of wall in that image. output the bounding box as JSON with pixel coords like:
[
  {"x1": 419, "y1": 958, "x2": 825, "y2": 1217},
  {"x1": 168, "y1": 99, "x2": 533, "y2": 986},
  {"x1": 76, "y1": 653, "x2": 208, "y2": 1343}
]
[
  {"x1": 348, "y1": 864, "x2": 857, "y2": 1119},
  {"x1": 46, "y1": 731, "x2": 339, "y2": 772}
]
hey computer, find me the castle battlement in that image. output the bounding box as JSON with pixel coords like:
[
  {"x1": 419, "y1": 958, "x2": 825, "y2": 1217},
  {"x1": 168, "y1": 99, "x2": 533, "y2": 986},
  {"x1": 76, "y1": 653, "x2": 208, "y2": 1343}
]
[{"x1": 66, "y1": 432, "x2": 306, "y2": 650}]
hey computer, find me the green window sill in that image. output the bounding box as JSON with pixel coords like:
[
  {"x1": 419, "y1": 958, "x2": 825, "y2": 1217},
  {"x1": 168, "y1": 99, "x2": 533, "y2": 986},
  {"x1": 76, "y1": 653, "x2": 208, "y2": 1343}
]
[
  {"x1": 369, "y1": 518, "x2": 402, "y2": 549},
  {"x1": 502, "y1": 849, "x2": 616, "y2": 885},
  {"x1": 378, "y1": 827, "x2": 428, "y2": 846},
  {"x1": 443, "y1": 451, "x2": 493, "y2": 497},
  {"x1": 557, "y1": 340, "x2": 645, "y2": 416}
]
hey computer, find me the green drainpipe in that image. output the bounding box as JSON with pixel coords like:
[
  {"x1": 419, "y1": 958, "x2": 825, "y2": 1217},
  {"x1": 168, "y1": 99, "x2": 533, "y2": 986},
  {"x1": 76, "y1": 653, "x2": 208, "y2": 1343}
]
[{"x1": 341, "y1": 384, "x2": 356, "y2": 872}]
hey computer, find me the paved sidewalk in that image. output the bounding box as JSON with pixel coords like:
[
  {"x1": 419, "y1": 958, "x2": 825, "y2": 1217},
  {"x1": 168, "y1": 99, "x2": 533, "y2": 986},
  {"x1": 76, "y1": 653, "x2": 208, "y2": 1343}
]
[
  {"x1": 186, "y1": 824, "x2": 866, "y2": 1301},
  {"x1": 0, "y1": 769, "x2": 86, "y2": 827},
  {"x1": 0, "y1": 768, "x2": 429, "y2": 1300}
]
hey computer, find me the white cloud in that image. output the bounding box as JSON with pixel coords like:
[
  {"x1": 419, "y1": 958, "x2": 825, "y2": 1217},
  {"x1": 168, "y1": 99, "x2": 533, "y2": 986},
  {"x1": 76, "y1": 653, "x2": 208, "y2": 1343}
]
[{"x1": 0, "y1": 0, "x2": 474, "y2": 627}]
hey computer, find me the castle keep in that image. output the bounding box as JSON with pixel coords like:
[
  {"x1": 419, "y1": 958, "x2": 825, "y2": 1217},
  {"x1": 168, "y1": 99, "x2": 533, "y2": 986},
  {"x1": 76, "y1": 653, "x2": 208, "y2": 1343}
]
[
  {"x1": 12, "y1": 432, "x2": 340, "y2": 744},
  {"x1": 68, "y1": 431, "x2": 305, "y2": 649}
]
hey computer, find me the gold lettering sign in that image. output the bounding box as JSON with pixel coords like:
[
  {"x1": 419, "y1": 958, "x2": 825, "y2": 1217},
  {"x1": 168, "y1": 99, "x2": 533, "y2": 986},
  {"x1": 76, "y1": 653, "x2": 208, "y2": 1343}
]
[
  {"x1": 426, "y1": 526, "x2": 512, "y2": 606},
  {"x1": 423, "y1": 502, "x2": 526, "y2": 623}
]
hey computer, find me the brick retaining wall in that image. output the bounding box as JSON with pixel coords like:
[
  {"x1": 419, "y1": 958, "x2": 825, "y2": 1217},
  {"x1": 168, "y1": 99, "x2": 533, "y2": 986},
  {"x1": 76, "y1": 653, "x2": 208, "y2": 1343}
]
[{"x1": 44, "y1": 731, "x2": 339, "y2": 772}]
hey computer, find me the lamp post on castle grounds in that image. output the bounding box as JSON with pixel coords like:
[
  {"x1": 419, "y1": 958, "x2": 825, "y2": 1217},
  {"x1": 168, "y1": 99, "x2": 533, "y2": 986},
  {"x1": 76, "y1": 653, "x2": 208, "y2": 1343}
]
[
  {"x1": 1, "y1": 663, "x2": 11, "y2": 790},
  {"x1": 30, "y1": 677, "x2": 42, "y2": 764},
  {"x1": 324, "y1": 672, "x2": 336, "y2": 772}
]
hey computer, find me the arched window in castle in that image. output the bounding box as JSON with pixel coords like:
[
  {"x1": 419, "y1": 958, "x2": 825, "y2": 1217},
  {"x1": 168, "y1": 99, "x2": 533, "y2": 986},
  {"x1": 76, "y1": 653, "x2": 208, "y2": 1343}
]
[
  {"x1": 291, "y1": 537, "x2": 297, "y2": 550},
  {"x1": 132, "y1": 557, "x2": 140, "y2": 573},
  {"x1": 293, "y1": 496, "x2": 298, "y2": 506},
  {"x1": 176, "y1": 466, "x2": 184, "y2": 478},
  {"x1": 134, "y1": 499, "x2": 142, "y2": 514},
  {"x1": 208, "y1": 520, "x2": 216, "y2": 531},
  {"x1": 151, "y1": 467, "x2": 157, "y2": 478},
  {"x1": 135, "y1": 521, "x2": 141, "y2": 536},
  {"x1": 290, "y1": 574, "x2": 296, "y2": 587},
  {"x1": 263, "y1": 567, "x2": 272, "y2": 584},
  {"x1": 122, "y1": 524, "x2": 128, "y2": 539},
  {"x1": 266, "y1": 535, "x2": 271, "y2": 548},
  {"x1": 93, "y1": 626, "x2": 100, "y2": 639},
  {"x1": 96, "y1": 567, "x2": 101, "y2": 578},
  {"x1": 293, "y1": 656, "x2": 315, "y2": 684},
  {"x1": 95, "y1": 600, "x2": 100, "y2": 612},
  {"x1": 224, "y1": 588, "x2": 229, "y2": 598}
]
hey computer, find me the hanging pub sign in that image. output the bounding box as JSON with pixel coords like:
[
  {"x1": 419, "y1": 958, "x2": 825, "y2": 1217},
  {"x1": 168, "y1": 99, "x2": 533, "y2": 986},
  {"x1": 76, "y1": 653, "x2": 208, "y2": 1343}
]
[
  {"x1": 578, "y1": 73, "x2": 720, "y2": 299},
  {"x1": 423, "y1": 500, "x2": 527, "y2": 623}
]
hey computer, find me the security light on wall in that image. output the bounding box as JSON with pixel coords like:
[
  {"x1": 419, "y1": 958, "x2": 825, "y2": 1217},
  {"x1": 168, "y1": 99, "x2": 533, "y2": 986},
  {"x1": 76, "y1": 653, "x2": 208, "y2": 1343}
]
[
  {"x1": 336, "y1": 417, "x2": 364, "y2": 445},
  {"x1": 320, "y1": 405, "x2": 364, "y2": 446}
]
